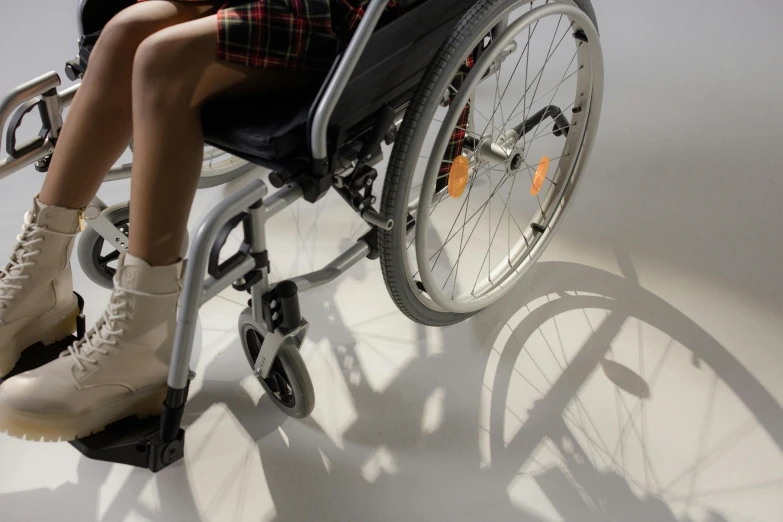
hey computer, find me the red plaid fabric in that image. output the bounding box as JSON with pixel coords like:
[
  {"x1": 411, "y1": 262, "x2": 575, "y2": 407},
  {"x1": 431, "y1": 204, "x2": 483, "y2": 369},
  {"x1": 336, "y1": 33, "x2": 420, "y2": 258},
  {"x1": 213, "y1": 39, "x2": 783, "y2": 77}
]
[{"x1": 137, "y1": 0, "x2": 404, "y2": 73}]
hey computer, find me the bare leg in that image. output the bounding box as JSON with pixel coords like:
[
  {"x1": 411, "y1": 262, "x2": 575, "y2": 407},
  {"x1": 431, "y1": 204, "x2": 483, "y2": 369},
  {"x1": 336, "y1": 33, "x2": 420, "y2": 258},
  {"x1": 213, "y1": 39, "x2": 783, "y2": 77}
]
[
  {"x1": 129, "y1": 15, "x2": 317, "y2": 266},
  {"x1": 38, "y1": 1, "x2": 216, "y2": 209}
]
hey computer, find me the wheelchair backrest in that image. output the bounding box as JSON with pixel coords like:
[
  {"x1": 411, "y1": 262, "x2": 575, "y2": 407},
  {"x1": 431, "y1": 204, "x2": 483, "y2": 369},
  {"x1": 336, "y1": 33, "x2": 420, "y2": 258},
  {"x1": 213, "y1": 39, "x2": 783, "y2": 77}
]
[{"x1": 318, "y1": 0, "x2": 477, "y2": 141}]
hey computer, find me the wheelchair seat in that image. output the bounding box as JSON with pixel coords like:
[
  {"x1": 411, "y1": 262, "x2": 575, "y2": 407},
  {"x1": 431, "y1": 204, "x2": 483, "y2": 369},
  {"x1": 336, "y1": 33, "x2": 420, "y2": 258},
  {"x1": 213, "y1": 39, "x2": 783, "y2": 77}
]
[
  {"x1": 202, "y1": 93, "x2": 314, "y2": 171},
  {"x1": 201, "y1": 0, "x2": 476, "y2": 172}
]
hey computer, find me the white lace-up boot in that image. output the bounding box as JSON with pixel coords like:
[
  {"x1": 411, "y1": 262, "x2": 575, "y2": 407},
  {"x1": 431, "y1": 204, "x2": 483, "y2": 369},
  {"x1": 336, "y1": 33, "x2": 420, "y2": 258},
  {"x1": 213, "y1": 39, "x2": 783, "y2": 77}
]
[
  {"x1": 0, "y1": 198, "x2": 81, "y2": 376},
  {"x1": 0, "y1": 253, "x2": 183, "y2": 441}
]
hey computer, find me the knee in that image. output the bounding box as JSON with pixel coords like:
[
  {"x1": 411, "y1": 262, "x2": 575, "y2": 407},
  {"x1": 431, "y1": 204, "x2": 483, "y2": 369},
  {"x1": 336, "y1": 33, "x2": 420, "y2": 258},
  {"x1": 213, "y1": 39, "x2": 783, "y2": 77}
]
[
  {"x1": 133, "y1": 31, "x2": 200, "y2": 112},
  {"x1": 95, "y1": 7, "x2": 164, "y2": 63}
]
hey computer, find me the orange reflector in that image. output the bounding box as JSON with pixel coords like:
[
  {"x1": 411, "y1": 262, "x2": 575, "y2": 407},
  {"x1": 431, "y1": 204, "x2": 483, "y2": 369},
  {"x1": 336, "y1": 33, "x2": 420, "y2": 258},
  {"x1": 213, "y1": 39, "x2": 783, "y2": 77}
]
[
  {"x1": 448, "y1": 155, "x2": 470, "y2": 198},
  {"x1": 530, "y1": 156, "x2": 550, "y2": 196}
]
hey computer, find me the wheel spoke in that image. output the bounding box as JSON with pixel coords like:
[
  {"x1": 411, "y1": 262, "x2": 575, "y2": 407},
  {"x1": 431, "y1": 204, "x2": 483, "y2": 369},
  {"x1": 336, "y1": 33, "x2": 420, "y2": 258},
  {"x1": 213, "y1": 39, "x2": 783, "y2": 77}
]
[
  {"x1": 520, "y1": 50, "x2": 579, "y2": 160},
  {"x1": 506, "y1": 66, "x2": 581, "y2": 124},
  {"x1": 402, "y1": 0, "x2": 596, "y2": 312},
  {"x1": 495, "y1": 3, "x2": 540, "y2": 135},
  {"x1": 503, "y1": 18, "x2": 572, "y2": 142},
  {"x1": 427, "y1": 169, "x2": 512, "y2": 270},
  {"x1": 431, "y1": 162, "x2": 492, "y2": 273},
  {"x1": 99, "y1": 249, "x2": 121, "y2": 267}
]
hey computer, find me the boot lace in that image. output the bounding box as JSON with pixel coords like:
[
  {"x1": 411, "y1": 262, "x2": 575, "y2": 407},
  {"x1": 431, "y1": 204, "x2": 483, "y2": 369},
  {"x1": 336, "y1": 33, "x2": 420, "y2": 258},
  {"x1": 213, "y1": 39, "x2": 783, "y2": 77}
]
[
  {"x1": 0, "y1": 211, "x2": 46, "y2": 308},
  {"x1": 66, "y1": 288, "x2": 130, "y2": 371}
]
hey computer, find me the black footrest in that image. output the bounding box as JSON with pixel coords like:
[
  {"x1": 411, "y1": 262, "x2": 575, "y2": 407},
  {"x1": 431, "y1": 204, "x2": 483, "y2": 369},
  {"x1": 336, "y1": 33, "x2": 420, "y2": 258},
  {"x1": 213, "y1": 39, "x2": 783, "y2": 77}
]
[{"x1": 69, "y1": 415, "x2": 185, "y2": 472}]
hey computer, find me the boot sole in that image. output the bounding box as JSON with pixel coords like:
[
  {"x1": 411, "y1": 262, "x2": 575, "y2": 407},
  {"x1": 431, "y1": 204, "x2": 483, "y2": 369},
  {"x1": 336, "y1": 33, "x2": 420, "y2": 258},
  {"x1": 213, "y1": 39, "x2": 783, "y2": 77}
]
[
  {"x1": 0, "y1": 385, "x2": 167, "y2": 442},
  {"x1": 0, "y1": 305, "x2": 80, "y2": 377}
]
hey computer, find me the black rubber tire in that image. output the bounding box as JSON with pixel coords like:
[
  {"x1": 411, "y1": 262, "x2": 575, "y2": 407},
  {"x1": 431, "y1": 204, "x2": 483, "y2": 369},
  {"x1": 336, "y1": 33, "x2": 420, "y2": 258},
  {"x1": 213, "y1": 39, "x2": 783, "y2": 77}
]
[
  {"x1": 259, "y1": 340, "x2": 315, "y2": 419},
  {"x1": 77, "y1": 202, "x2": 130, "y2": 289},
  {"x1": 77, "y1": 201, "x2": 190, "y2": 289},
  {"x1": 239, "y1": 309, "x2": 315, "y2": 419},
  {"x1": 379, "y1": 0, "x2": 597, "y2": 326}
]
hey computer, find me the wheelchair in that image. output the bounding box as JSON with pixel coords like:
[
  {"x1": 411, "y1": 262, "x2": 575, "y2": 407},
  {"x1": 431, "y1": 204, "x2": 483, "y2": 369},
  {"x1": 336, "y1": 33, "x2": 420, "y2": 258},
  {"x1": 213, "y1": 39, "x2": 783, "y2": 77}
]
[{"x1": 0, "y1": 0, "x2": 602, "y2": 471}]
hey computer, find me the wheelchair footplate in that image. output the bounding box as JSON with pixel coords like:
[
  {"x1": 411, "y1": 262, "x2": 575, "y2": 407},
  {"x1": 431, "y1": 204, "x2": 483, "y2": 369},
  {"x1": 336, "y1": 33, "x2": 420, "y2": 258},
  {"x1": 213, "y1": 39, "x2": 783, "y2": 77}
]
[
  {"x1": 69, "y1": 407, "x2": 186, "y2": 472},
  {"x1": 0, "y1": 293, "x2": 185, "y2": 472}
]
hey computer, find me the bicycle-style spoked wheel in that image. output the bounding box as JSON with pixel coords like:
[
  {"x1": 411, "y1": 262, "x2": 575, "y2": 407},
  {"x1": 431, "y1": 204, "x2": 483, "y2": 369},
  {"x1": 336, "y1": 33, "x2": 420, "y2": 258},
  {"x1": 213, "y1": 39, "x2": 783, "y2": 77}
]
[{"x1": 380, "y1": 0, "x2": 602, "y2": 325}]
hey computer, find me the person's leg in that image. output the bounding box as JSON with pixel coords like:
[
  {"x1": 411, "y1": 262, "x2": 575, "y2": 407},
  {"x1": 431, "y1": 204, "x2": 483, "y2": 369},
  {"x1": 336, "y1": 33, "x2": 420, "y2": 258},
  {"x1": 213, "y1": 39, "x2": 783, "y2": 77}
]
[
  {"x1": 128, "y1": 15, "x2": 316, "y2": 265},
  {"x1": 0, "y1": 2, "x2": 218, "y2": 377},
  {"x1": 38, "y1": 1, "x2": 216, "y2": 209},
  {"x1": 0, "y1": 14, "x2": 319, "y2": 441}
]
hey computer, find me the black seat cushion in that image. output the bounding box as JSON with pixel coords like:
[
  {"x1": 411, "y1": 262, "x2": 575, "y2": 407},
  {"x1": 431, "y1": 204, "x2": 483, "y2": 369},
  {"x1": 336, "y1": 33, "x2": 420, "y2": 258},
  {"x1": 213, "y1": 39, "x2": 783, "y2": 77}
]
[{"x1": 201, "y1": 92, "x2": 315, "y2": 169}]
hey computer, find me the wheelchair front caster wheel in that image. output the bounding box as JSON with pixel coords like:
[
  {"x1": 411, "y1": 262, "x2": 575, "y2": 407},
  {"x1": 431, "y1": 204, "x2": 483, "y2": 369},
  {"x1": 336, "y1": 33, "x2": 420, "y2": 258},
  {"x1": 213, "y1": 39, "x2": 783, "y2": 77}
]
[
  {"x1": 77, "y1": 201, "x2": 190, "y2": 289},
  {"x1": 238, "y1": 310, "x2": 315, "y2": 419},
  {"x1": 77, "y1": 202, "x2": 130, "y2": 289}
]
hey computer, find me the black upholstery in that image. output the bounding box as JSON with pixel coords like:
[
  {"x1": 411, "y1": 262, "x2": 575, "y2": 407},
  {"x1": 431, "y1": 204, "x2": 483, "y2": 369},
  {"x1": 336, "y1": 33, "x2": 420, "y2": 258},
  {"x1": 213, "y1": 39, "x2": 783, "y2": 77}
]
[
  {"x1": 77, "y1": 0, "x2": 477, "y2": 170},
  {"x1": 81, "y1": 0, "x2": 136, "y2": 35},
  {"x1": 202, "y1": 94, "x2": 313, "y2": 171},
  {"x1": 77, "y1": 0, "x2": 478, "y2": 170},
  {"x1": 201, "y1": 0, "x2": 477, "y2": 170}
]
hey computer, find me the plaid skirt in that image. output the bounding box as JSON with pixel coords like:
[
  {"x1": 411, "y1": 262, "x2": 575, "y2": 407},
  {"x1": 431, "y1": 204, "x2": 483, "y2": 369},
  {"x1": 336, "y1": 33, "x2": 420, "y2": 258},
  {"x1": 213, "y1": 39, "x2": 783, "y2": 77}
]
[{"x1": 138, "y1": 0, "x2": 404, "y2": 73}]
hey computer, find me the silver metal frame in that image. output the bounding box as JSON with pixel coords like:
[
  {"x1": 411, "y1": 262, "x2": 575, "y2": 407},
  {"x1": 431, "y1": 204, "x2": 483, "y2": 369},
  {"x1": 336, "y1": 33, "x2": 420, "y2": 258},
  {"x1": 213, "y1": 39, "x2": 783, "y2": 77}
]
[
  {"x1": 83, "y1": 204, "x2": 129, "y2": 253},
  {"x1": 412, "y1": 1, "x2": 603, "y2": 314},
  {"x1": 0, "y1": 73, "x2": 77, "y2": 179},
  {"x1": 0, "y1": 0, "x2": 392, "y2": 393},
  {"x1": 166, "y1": 178, "x2": 373, "y2": 389},
  {"x1": 2, "y1": 0, "x2": 564, "y2": 392},
  {"x1": 0, "y1": 74, "x2": 249, "y2": 187},
  {"x1": 310, "y1": 0, "x2": 388, "y2": 161}
]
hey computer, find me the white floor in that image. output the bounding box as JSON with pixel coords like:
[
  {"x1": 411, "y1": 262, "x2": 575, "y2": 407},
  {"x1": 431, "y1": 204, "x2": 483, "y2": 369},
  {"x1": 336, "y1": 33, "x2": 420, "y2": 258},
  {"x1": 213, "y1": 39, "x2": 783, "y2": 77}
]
[{"x1": 1, "y1": 1, "x2": 783, "y2": 521}]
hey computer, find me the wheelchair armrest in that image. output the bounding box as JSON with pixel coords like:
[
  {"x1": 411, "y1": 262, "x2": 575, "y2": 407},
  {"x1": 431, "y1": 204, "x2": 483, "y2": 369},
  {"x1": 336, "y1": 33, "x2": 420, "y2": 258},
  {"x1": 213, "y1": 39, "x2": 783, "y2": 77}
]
[
  {"x1": 0, "y1": 72, "x2": 66, "y2": 179},
  {"x1": 5, "y1": 98, "x2": 49, "y2": 159},
  {"x1": 0, "y1": 72, "x2": 60, "y2": 149}
]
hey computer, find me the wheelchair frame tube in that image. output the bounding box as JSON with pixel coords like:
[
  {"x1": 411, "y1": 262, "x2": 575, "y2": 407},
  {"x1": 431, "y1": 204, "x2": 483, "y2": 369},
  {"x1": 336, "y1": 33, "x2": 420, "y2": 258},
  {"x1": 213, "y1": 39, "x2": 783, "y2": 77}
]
[
  {"x1": 169, "y1": 175, "x2": 375, "y2": 390},
  {"x1": 248, "y1": 199, "x2": 269, "y2": 326},
  {"x1": 0, "y1": 72, "x2": 60, "y2": 134},
  {"x1": 0, "y1": 72, "x2": 62, "y2": 178},
  {"x1": 286, "y1": 240, "x2": 370, "y2": 293},
  {"x1": 310, "y1": 0, "x2": 388, "y2": 162},
  {"x1": 264, "y1": 183, "x2": 304, "y2": 220},
  {"x1": 168, "y1": 179, "x2": 270, "y2": 390}
]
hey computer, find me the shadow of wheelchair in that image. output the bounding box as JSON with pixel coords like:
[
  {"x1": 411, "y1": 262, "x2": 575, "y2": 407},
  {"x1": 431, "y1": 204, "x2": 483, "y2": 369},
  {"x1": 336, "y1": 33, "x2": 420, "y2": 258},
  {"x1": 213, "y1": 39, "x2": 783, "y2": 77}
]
[
  {"x1": 1, "y1": 251, "x2": 780, "y2": 522},
  {"x1": 179, "y1": 252, "x2": 783, "y2": 521}
]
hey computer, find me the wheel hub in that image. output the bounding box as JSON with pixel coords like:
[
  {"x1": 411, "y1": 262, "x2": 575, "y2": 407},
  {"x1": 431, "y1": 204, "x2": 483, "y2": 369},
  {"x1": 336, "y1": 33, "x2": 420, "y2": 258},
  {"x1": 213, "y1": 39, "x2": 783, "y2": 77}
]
[{"x1": 509, "y1": 152, "x2": 523, "y2": 172}]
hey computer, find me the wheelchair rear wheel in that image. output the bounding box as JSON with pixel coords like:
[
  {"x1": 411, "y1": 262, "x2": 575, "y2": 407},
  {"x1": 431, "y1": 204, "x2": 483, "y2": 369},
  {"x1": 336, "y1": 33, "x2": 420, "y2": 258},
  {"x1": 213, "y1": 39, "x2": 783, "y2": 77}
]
[{"x1": 380, "y1": 0, "x2": 602, "y2": 326}]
